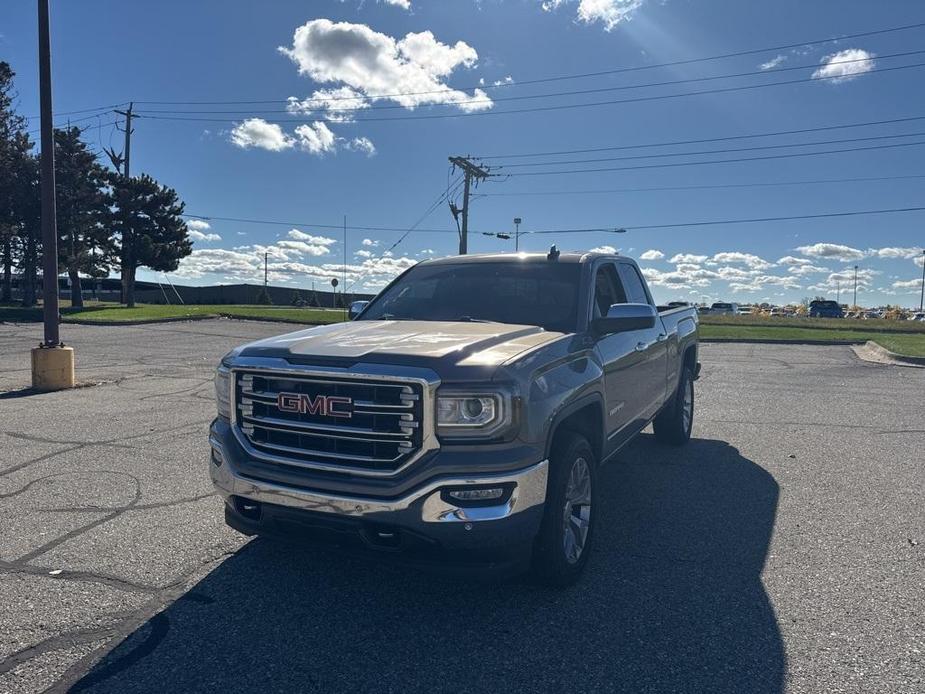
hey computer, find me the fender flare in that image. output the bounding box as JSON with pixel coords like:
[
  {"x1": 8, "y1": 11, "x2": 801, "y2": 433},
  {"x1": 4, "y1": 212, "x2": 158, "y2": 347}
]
[{"x1": 544, "y1": 391, "x2": 606, "y2": 461}]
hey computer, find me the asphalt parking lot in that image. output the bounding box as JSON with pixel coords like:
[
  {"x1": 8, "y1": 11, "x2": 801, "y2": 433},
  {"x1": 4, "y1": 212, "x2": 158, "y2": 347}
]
[{"x1": 0, "y1": 319, "x2": 922, "y2": 693}]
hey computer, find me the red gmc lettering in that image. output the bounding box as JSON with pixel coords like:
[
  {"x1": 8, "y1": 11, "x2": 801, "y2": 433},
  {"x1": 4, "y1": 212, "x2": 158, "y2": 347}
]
[{"x1": 276, "y1": 393, "x2": 352, "y2": 418}]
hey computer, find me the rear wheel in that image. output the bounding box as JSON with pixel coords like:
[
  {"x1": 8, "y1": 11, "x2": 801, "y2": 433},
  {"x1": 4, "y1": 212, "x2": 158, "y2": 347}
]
[
  {"x1": 531, "y1": 432, "x2": 597, "y2": 586},
  {"x1": 653, "y1": 366, "x2": 694, "y2": 445}
]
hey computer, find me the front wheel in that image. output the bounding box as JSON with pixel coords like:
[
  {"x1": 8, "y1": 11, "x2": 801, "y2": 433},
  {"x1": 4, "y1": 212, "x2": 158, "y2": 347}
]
[
  {"x1": 653, "y1": 366, "x2": 694, "y2": 445},
  {"x1": 531, "y1": 433, "x2": 597, "y2": 586}
]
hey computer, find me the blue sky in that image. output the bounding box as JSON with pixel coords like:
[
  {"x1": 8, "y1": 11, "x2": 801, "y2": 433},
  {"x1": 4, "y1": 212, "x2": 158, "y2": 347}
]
[{"x1": 4, "y1": 0, "x2": 925, "y2": 306}]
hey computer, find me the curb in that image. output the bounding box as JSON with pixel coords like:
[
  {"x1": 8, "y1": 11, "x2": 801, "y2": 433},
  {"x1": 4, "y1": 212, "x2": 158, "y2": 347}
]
[
  {"x1": 60, "y1": 315, "x2": 335, "y2": 327},
  {"x1": 701, "y1": 338, "x2": 865, "y2": 346},
  {"x1": 61, "y1": 314, "x2": 218, "y2": 326},
  {"x1": 860, "y1": 340, "x2": 925, "y2": 367}
]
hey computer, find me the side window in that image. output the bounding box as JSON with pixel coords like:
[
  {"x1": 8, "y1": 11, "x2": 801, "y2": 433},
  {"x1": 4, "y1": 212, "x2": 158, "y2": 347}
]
[
  {"x1": 617, "y1": 264, "x2": 650, "y2": 304},
  {"x1": 592, "y1": 264, "x2": 627, "y2": 317}
]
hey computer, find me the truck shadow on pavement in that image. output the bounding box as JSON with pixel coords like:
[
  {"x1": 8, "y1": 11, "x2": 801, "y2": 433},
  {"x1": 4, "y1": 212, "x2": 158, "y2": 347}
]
[{"x1": 70, "y1": 435, "x2": 784, "y2": 694}]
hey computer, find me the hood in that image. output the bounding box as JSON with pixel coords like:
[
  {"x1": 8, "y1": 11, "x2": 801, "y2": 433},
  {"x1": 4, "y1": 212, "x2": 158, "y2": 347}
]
[{"x1": 240, "y1": 320, "x2": 563, "y2": 370}]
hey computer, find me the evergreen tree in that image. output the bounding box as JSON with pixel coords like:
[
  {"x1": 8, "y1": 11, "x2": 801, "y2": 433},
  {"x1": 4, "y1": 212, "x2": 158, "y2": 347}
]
[
  {"x1": 107, "y1": 173, "x2": 192, "y2": 307},
  {"x1": 53, "y1": 127, "x2": 112, "y2": 307}
]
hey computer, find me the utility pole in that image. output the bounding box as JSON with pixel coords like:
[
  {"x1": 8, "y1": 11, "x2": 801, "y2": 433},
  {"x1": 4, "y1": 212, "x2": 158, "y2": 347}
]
[
  {"x1": 264, "y1": 252, "x2": 268, "y2": 287},
  {"x1": 836, "y1": 278, "x2": 840, "y2": 304},
  {"x1": 111, "y1": 103, "x2": 134, "y2": 304},
  {"x1": 32, "y1": 0, "x2": 75, "y2": 389},
  {"x1": 853, "y1": 265, "x2": 859, "y2": 308},
  {"x1": 514, "y1": 217, "x2": 522, "y2": 252},
  {"x1": 449, "y1": 156, "x2": 489, "y2": 254}
]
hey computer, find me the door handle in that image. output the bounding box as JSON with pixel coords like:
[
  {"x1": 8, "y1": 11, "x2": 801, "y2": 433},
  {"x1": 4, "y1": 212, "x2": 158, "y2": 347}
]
[
  {"x1": 635, "y1": 341, "x2": 650, "y2": 352},
  {"x1": 656, "y1": 332, "x2": 668, "y2": 342}
]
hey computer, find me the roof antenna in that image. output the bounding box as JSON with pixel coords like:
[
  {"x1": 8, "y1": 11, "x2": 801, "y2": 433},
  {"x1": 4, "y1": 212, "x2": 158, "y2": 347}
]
[{"x1": 547, "y1": 244, "x2": 560, "y2": 261}]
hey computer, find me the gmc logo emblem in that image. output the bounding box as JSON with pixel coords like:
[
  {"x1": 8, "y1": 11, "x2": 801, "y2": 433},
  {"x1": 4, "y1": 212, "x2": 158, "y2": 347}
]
[{"x1": 276, "y1": 392, "x2": 353, "y2": 419}]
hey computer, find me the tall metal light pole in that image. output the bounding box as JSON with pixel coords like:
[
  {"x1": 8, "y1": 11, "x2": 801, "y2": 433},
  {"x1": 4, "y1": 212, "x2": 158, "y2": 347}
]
[
  {"x1": 514, "y1": 217, "x2": 522, "y2": 252},
  {"x1": 836, "y1": 278, "x2": 840, "y2": 304},
  {"x1": 853, "y1": 265, "x2": 859, "y2": 308},
  {"x1": 32, "y1": 0, "x2": 75, "y2": 390},
  {"x1": 919, "y1": 249, "x2": 925, "y2": 312}
]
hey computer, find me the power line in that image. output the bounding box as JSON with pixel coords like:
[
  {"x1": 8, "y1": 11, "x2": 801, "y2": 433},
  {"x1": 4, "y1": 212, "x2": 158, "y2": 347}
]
[
  {"x1": 23, "y1": 102, "x2": 129, "y2": 120},
  {"x1": 490, "y1": 130, "x2": 925, "y2": 169},
  {"x1": 497, "y1": 139, "x2": 925, "y2": 177},
  {"x1": 478, "y1": 173, "x2": 925, "y2": 197},
  {"x1": 473, "y1": 114, "x2": 925, "y2": 159},
  {"x1": 131, "y1": 20, "x2": 925, "y2": 105},
  {"x1": 132, "y1": 49, "x2": 925, "y2": 116},
  {"x1": 133, "y1": 60, "x2": 925, "y2": 125},
  {"x1": 547, "y1": 204, "x2": 925, "y2": 233},
  {"x1": 181, "y1": 203, "x2": 925, "y2": 237}
]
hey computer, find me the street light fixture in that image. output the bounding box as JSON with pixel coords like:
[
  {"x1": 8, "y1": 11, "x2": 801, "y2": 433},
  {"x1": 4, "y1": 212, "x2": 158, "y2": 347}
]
[{"x1": 513, "y1": 217, "x2": 522, "y2": 252}]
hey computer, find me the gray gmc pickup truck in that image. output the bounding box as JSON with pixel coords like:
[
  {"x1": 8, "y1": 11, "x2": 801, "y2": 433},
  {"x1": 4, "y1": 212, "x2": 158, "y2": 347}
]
[{"x1": 210, "y1": 249, "x2": 699, "y2": 584}]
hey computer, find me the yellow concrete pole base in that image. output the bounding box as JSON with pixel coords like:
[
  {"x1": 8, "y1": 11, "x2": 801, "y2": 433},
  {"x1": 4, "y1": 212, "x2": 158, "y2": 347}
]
[{"x1": 31, "y1": 345, "x2": 76, "y2": 391}]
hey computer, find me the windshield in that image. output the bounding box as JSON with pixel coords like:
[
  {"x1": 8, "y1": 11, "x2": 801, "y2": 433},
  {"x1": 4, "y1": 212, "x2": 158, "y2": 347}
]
[
  {"x1": 811, "y1": 301, "x2": 839, "y2": 309},
  {"x1": 712, "y1": 303, "x2": 733, "y2": 309},
  {"x1": 359, "y1": 261, "x2": 582, "y2": 332}
]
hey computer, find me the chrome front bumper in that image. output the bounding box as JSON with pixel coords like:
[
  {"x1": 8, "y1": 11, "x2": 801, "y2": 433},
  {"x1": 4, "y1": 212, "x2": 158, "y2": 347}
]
[{"x1": 210, "y1": 436, "x2": 548, "y2": 525}]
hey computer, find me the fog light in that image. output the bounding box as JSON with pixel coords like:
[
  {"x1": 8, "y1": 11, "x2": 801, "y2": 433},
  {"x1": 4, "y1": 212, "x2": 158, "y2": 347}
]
[
  {"x1": 447, "y1": 487, "x2": 505, "y2": 502},
  {"x1": 210, "y1": 444, "x2": 224, "y2": 466}
]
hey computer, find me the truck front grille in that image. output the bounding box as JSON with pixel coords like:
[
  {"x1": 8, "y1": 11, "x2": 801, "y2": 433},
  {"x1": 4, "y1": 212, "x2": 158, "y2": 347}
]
[{"x1": 233, "y1": 370, "x2": 426, "y2": 476}]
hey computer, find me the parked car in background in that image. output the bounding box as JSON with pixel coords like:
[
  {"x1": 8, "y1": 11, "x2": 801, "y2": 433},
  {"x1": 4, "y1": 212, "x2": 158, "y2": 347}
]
[
  {"x1": 710, "y1": 302, "x2": 739, "y2": 315},
  {"x1": 911, "y1": 312, "x2": 925, "y2": 322},
  {"x1": 809, "y1": 300, "x2": 844, "y2": 319},
  {"x1": 768, "y1": 308, "x2": 785, "y2": 317},
  {"x1": 697, "y1": 306, "x2": 711, "y2": 316}
]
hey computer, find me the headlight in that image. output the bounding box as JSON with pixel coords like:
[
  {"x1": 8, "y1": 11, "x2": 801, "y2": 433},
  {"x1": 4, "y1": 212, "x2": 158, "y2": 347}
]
[
  {"x1": 214, "y1": 365, "x2": 232, "y2": 420},
  {"x1": 436, "y1": 391, "x2": 512, "y2": 439}
]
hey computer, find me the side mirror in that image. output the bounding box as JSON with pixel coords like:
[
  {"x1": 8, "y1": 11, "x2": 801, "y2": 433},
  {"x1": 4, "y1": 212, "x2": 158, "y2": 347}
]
[
  {"x1": 591, "y1": 303, "x2": 656, "y2": 335},
  {"x1": 348, "y1": 300, "x2": 370, "y2": 320}
]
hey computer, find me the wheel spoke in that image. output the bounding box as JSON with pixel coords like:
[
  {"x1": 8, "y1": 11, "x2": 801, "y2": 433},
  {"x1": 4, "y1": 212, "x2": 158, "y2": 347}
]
[{"x1": 561, "y1": 456, "x2": 592, "y2": 564}]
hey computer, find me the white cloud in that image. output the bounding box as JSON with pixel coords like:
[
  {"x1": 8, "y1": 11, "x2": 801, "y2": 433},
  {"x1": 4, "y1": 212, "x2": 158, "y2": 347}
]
[
  {"x1": 355, "y1": 249, "x2": 373, "y2": 258},
  {"x1": 279, "y1": 20, "x2": 491, "y2": 112},
  {"x1": 362, "y1": 238, "x2": 379, "y2": 247},
  {"x1": 892, "y1": 278, "x2": 924, "y2": 292},
  {"x1": 795, "y1": 242, "x2": 865, "y2": 262},
  {"x1": 287, "y1": 230, "x2": 338, "y2": 245},
  {"x1": 229, "y1": 118, "x2": 293, "y2": 151},
  {"x1": 812, "y1": 48, "x2": 875, "y2": 83},
  {"x1": 869, "y1": 247, "x2": 921, "y2": 259},
  {"x1": 543, "y1": 0, "x2": 645, "y2": 31},
  {"x1": 639, "y1": 249, "x2": 664, "y2": 260},
  {"x1": 286, "y1": 87, "x2": 370, "y2": 123},
  {"x1": 294, "y1": 121, "x2": 337, "y2": 155},
  {"x1": 711, "y1": 252, "x2": 773, "y2": 270},
  {"x1": 187, "y1": 219, "x2": 212, "y2": 232},
  {"x1": 381, "y1": 0, "x2": 411, "y2": 9},
  {"x1": 278, "y1": 240, "x2": 335, "y2": 256},
  {"x1": 188, "y1": 230, "x2": 222, "y2": 242},
  {"x1": 777, "y1": 255, "x2": 811, "y2": 266},
  {"x1": 916, "y1": 256, "x2": 925, "y2": 268},
  {"x1": 589, "y1": 245, "x2": 618, "y2": 254},
  {"x1": 787, "y1": 264, "x2": 830, "y2": 276},
  {"x1": 669, "y1": 253, "x2": 708, "y2": 264},
  {"x1": 344, "y1": 136, "x2": 376, "y2": 156},
  {"x1": 759, "y1": 55, "x2": 786, "y2": 71}
]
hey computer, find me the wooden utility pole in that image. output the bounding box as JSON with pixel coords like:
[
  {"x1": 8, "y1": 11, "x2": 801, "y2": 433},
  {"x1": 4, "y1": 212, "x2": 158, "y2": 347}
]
[
  {"x1": 449, "y1": 156, "x2": 489, "y2": 255},
  {"x1": 112, "y1": 103, "x2": 134, "y2": 304}
]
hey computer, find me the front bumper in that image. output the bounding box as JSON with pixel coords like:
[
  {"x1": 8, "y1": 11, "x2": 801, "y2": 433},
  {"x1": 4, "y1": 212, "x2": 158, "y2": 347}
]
[{"x1": 209, "y1": 426, "x2": 548, "y2": 570}]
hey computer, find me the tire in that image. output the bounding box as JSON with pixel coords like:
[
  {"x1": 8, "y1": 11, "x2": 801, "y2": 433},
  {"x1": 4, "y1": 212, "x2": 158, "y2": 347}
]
[
  {"x1": 653, "y1": 366, "x2": 694, "y2": 445},
  {"x1": 531, "y1": 432, "x2": 597, "y2": 586}
]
